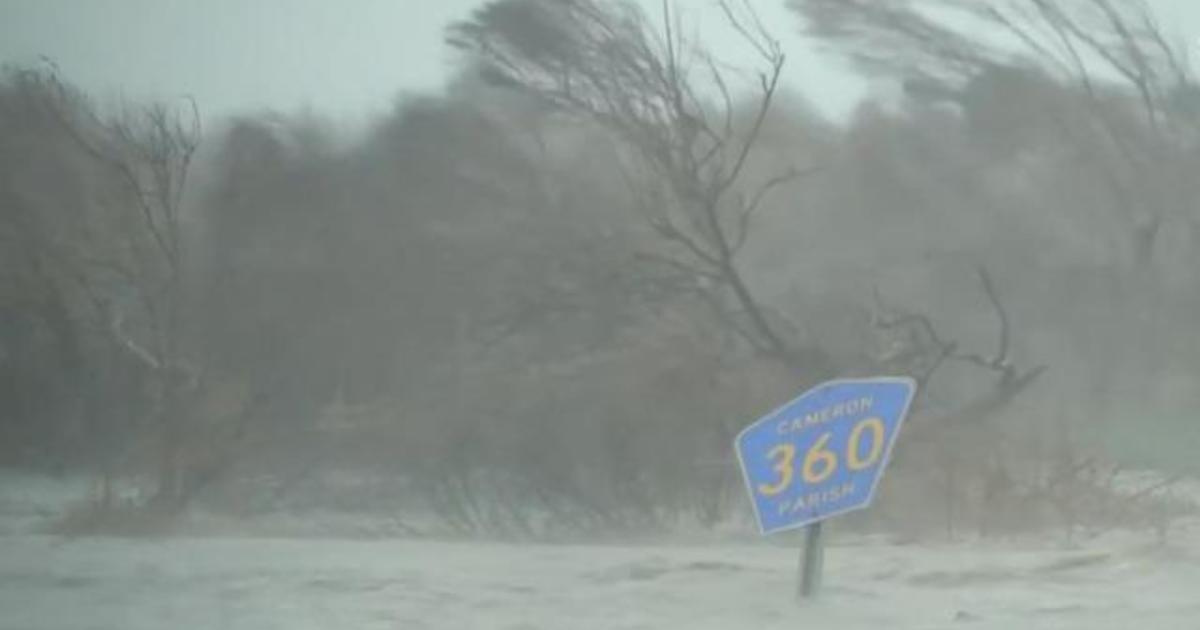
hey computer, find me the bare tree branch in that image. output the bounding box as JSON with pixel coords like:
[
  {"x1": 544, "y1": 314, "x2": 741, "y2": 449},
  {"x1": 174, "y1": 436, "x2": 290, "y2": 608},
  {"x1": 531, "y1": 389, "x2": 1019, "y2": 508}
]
[
  {"x1": 732, "y1": 165, "x2": 821, "y2": 253},
  {"x1": 450, "y1": 0, "x2": 833, "y2": 377}
]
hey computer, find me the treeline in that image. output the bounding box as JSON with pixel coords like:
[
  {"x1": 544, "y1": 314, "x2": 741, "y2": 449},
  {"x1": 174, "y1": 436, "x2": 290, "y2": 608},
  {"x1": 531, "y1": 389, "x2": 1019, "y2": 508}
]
[{"x1": 2, "y1": 0, "x2": 1199, "y2": 537}]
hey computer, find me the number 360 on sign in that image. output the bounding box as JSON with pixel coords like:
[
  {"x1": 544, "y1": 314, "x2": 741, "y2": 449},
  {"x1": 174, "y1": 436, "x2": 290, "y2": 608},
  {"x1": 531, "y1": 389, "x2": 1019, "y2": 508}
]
[{"x1": 734, "y1": 377, "x2": 916, "y2": 535}]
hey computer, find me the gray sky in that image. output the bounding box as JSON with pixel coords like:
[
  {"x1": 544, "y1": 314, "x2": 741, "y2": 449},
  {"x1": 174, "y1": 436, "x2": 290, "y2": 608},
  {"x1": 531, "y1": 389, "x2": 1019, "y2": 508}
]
[
  {"x1": 2, "y1": 0, "x2": 1199, "y2": 123},
  {"x1": 0, "y1": 0, "x2": 865, "y2": 121},
  {"x1": 1, "y1": 0, "x2": 483, "y2": 121}
]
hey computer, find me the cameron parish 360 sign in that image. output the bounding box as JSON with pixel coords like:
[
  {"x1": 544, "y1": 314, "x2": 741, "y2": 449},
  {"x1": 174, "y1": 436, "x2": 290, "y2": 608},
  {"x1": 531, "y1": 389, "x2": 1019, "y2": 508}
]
[{"x1": 735, "y1": 377, "x2": 917, "y2": 535}]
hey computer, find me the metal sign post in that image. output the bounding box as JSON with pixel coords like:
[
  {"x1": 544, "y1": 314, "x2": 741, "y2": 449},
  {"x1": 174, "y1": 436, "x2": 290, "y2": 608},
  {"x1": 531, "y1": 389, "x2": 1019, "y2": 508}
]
[
  {"x1": 798, "y1": 522, "x2": 824, "y2": 599},
  {"x1": 734, "y1": 377, "x2": 916, "y2": 600}
]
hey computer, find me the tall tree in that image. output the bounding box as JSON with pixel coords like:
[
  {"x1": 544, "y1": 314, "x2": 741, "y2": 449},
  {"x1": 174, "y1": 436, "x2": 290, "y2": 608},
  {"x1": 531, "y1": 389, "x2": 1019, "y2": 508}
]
[
  {"x1": 449, "y1": 0, "x2": 834, "y2": 381},
  {"x1": 26, "y1": 66, "x2": 263, "y2": 511},
  {"x1": 791, "y1": 0, "x2": 1200, "y2": 266}
]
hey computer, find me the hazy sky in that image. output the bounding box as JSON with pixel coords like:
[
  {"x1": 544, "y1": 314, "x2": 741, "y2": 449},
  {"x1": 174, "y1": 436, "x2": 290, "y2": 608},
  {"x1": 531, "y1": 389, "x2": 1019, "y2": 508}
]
[{"x1": 3, "y1": 0, "x2": 1200, "y2": 123}]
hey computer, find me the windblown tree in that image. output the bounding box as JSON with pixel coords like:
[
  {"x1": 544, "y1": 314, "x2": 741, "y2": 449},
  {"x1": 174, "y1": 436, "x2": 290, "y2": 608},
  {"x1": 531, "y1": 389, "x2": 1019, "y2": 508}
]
[
  {"x1": 0, "y1": 67, "x2": 196, "y2": 474},
  {"x1": 21, "y1": 66, "x2": 264, "y2": 513},
  {"x1": 791, "y1": 0, "x2": 1200, "y2": 267},
  {"x1": 449, "y1": 0, "x2": 834, "y2": 382}
]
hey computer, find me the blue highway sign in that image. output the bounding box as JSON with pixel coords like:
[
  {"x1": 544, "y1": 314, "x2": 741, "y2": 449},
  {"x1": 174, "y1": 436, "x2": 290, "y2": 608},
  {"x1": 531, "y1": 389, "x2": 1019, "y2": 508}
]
[{"x1": 735, "y1": 377, "x2": 917, "y2": 535}]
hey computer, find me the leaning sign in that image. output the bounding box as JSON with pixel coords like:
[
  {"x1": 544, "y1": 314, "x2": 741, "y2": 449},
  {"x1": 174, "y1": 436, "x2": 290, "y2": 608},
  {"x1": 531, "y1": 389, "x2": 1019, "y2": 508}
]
[
  {"x1": 735, "y1": 377, "x2": 916, "y2": 535},
  {"x1": 734, "y1": 377, "x2": 916, "y2": 598}
]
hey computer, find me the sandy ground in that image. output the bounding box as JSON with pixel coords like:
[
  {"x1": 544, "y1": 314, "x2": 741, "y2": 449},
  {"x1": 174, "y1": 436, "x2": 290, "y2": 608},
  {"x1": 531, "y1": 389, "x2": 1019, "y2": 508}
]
[{"x1": 2, "y1": 525, "x2": 1199, "y2": 630}]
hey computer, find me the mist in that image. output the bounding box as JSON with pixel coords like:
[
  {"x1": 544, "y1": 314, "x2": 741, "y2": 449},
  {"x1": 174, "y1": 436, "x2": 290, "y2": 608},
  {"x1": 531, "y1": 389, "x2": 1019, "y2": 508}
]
[{"x1": 2, "y1": 1, "x2": 1199, "y2": 628}]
